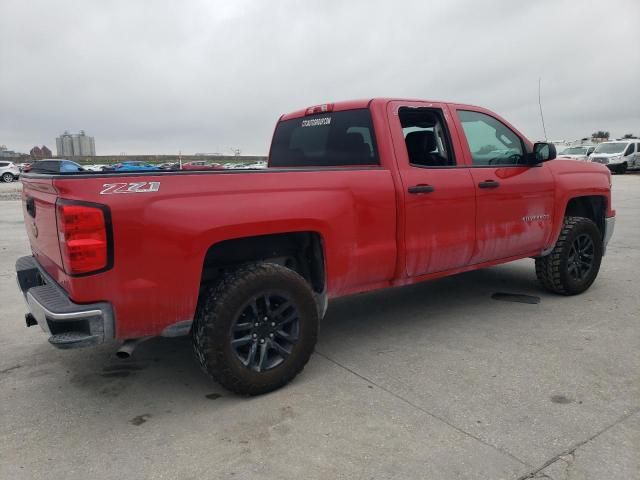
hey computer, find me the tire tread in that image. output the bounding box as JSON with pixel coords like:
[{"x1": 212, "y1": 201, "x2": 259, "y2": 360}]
[
  {"x1": 535, "y1": 216, "x2": 602, "y2": 295},
  {"x1": 192, "y1": 263, "x2": 317, "y2": 395}
]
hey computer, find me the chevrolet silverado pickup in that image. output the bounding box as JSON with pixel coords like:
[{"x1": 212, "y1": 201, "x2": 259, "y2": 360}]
[{"x1": 16, "y1": 98, "x2": 616, "y2": 395}]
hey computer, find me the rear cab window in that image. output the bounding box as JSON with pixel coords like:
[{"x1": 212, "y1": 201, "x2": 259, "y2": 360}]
[{"x1": 269, "y1": 109, "x2": 379, "y2": 167}]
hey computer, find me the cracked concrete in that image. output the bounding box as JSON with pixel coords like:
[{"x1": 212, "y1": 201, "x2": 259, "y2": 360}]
[
  {"x1": 531, "y1": 410, "x2": 640, "y2": 480},
  {"x1": 1, "y1": 174, "x2": 639, "y2": 479}
]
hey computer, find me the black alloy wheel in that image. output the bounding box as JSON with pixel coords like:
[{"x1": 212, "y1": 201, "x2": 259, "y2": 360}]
[
  {"x1": 231, "y1": 293, "x2": 300, "y2": 372},
  {"x1": 567, "y1": 233, "x2": 595, "y2": 281}
]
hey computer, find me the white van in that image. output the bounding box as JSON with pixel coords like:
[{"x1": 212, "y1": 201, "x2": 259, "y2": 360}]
[{"x1": 590, "y1": 140, "x2": 640, "y2": 174}]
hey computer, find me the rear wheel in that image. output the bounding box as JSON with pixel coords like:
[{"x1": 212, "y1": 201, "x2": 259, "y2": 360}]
[
  {"x1": 535, "y1": 216, "x2": 603, "y2": 295},
  {"x1": 618, "y1": 163, "x2": 628, "y2": 174},
  {"x1": 192, "y1": 263, "x2": 319, "y2": 395},
  {"x1": 2, "y1": 172, "x2": 14, "y2": 183}
]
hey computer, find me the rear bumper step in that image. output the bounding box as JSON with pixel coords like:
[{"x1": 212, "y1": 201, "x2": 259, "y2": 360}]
[
  {"x1": 48, "y1": 332, "x2": 101, "y2": 349},
  {"x1": 15, "y1": 256, "x2": 114, "y2": 349}
]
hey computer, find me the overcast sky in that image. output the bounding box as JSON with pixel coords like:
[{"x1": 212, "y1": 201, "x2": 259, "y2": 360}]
[{"x1": 1, "y1": 0, "x2": 639, "y2": 155}]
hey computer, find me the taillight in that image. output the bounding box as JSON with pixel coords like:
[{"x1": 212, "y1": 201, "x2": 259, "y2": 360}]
[{"x1": 56, "y1": 200, "x2": 112, "y2": 275}]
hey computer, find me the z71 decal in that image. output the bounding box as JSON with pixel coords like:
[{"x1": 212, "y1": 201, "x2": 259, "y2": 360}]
[{"x1": 100, "y1": 182, "x2": 160, "y2": 195}]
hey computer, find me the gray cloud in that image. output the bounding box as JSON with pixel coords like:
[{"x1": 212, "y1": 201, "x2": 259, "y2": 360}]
[{"x1": 1, "y1": 0, "x2": 638, "y2": 154}]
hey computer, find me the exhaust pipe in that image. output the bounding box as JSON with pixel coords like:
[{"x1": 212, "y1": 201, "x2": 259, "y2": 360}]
[
  {"x1": 115, "y1": 337, "x2": 150, "y2": 359},
  {"x1": 25, "y1": 313, "x2": 38, "y2": 327}
]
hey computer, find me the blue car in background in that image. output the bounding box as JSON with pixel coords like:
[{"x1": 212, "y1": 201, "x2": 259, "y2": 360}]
[
  {"x1": 30, "y1": 159, "x2": 85, "y2": 173},
  {"x1": 103, "y1": 161, "x2": 161, "y2": 172}
]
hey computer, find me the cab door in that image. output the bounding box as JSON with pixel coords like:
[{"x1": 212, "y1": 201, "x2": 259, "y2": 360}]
[
  {"x1": 388, "y1": 101, "x2": 476, "y2": 277},
  {"x1": 451, "y1": 107, "x2": 554, "y2": 263}
]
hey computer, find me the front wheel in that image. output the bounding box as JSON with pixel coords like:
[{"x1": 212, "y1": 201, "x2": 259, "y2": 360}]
[
  {"x1": 192, "y1": 263, "x2": 319, "y2": 395},
  {"x1": 617, "y1": 163, "x2": 628, "y2": 174},
  {"x1": 535, "y1": 216, "x2": 603, "y2": 295},
  {"x1": 2, "y1": 173, "x2": 14, "y2": 183}
]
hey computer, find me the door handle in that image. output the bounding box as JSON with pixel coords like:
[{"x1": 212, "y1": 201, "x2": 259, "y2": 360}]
[
  {"x1": 478, "y1": 180, "x2": 500, "y2": 189},
  {"x1": 408, "y1": 184, "x2": 435, "y2": 194}
]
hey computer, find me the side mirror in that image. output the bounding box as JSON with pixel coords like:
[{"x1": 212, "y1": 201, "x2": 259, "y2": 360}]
[{"x1": 529, "y1": 142, "x2": 556, "y2": 164}]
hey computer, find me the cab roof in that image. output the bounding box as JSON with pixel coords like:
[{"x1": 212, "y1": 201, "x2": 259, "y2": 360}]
[{"x1": 279, "y1": 98, "x2": 485, "y2": 121}]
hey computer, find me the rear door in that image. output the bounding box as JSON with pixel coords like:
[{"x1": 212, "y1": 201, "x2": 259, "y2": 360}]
[
  {"x1": 452, "y1": 107, "x2": 554, "y2": 263},
  {"x1": 388, "y1": 101, "x2": 476, "y2": 277}
]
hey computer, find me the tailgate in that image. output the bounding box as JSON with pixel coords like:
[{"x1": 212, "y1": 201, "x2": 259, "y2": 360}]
[{"x1": 21, "y1": 176, "x2": 64, "y2": 274}]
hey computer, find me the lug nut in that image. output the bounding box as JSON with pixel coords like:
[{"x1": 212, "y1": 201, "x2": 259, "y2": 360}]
[
  {"x1": 254, "y1": 322, "x2": 259, "y2": 327},
  {"x1": 260, "y1": 338, "x2": 265, "y2": 344},
  {"x1": 263, "y1": 316, "x2": 268, "y2": 321},
  {"x1": 252, "y1": 333, "x2": 257, "y2": 338},
  {"x1": 269, "y1": 333, "x2": 274, "y2": 338},
  {"x1": 271, "y1": 322, "x2": 276, "y2": 327}
]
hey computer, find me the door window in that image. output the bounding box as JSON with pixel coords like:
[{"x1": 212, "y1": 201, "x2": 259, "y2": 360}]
[
  {"x1": 398, "y1": 108, "x2": 455, "y2": 167},
  {"x1": 457, "y1": 110, "x2": 525, "y2": 166},
  {"x1": 624, "y1": 143, "x2": 635, "y2": 156}
]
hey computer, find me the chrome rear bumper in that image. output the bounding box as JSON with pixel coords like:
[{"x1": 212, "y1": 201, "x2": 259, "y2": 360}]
[{"x1": 16, "y1": 256, "x2": 114, "y2": 349}]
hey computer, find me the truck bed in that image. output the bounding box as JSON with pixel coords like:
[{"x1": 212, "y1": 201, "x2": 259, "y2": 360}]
[{"x1": 21, "y1": 167, "x2": 398, "y2": 338}]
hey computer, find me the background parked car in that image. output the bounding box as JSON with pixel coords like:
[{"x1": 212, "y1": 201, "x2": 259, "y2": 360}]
[
  {"x1": 0, "y1": 161, "x2": 21, "y2": 182},
  {"x1": 17, "y1": 162, "x2": 32, "y2": 172},
  {"x1": 83, "y1": 164, "x2": 107, "y2": 172},
  {"x1": 29, "y1": 159, "x2": 84, "y2": 173},
  {"x1": 589, "y1": 140, "x2": 640, "y2": 174},
  {"x1": 557, "y1": 145, "x2": 595, "y2": 160},
  {"x1": 158, "y1": 162, "x2": 180, "y2": 170},
  {"x1": 181, "y1": 161, "x2": 223, "y2": 170},
  {"x1": 244, "y1": 161, "x2": 267, "y2": 169},
  {"x1": 107, "y1": 161, "x2": 160, "y2": 172},
  {"x1": 224, "y1": 162, "x2": 250, "y2": 169}
]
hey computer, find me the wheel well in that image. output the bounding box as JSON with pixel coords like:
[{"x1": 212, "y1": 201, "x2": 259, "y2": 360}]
[
  {"x1": 565, "y1": 196, "x2": 607, "y2": 237},
  {"x1": 200, "y1": 232, "x2": 325, "y2": 294}
]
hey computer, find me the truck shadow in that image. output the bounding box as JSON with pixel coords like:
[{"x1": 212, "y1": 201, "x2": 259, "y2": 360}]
[
  {"x1": 58, "y1": 261, "x2": 541, "y2": 399},
  {"x1": 322, "y1": 261, "x2": 538, "y2": 335}
]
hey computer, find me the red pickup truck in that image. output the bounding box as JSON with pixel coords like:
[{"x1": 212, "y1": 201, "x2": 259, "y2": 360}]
[{"x1": 16, "y1": 98, "x2": 615, "y2": 394}]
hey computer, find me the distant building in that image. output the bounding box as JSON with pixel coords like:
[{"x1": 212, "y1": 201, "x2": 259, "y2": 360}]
[
  {"x1": 0, "y1": 145, "x2": 21, "y2": 158},
  {"x1": 56, "y1": 130, "x2": 96, "y2": 156},
  {"x1": 30, "y1": 145, "x2": 51, "y2": 159}
]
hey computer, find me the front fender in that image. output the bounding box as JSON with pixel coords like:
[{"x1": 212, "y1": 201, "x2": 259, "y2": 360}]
[{"x1": 543, "y1": 160, "x2": 612, "y2": 253}]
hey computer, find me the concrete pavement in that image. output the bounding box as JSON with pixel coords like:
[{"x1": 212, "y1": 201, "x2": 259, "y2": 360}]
[{"x1": 1, "y1": 175, "x2": 638, "y2": 479}]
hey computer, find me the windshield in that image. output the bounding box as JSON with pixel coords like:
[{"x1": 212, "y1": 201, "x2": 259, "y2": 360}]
[
  {"x1": 560, "y1": 147, "x2": 588, "y2": 155},
  {"x1": 593, "y1": 142, "x2": 627, "y2": 154}
]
